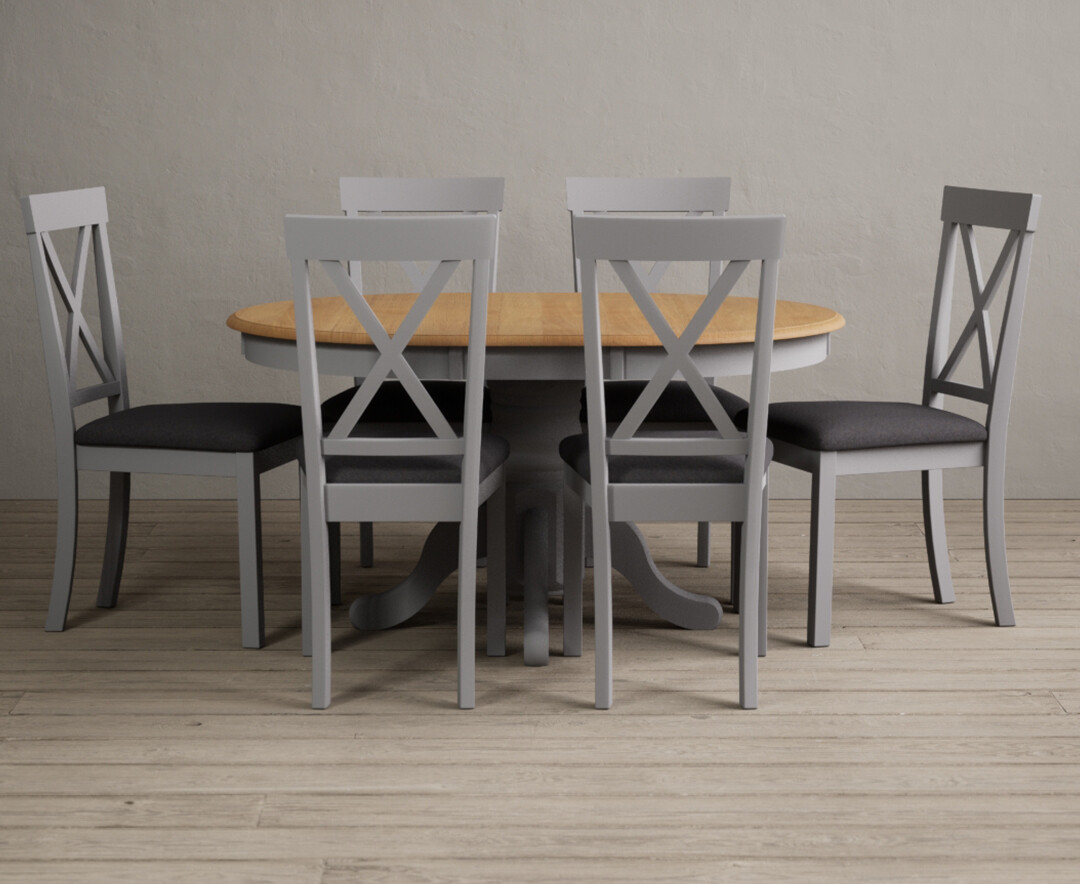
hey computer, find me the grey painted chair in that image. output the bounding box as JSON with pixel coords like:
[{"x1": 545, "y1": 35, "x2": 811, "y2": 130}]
[
  {"x1": 23, "y1": 187, "x2": 301, "y2": 648},
  {"x1": 561, "y1": 213, "x2": 785, "y2": 710},
  {"x1": 338, "y1": 177, "x2": 505, "y2": 569},
  {"x1": 566, "y1": 176, "x2": 739, "y2": 570},
  {"x1": 764, "y1": 186, "x2": 1040, "y2": 647},
  {"x1": 286, "y1": 212, "x2": 507, "y2": 709}
]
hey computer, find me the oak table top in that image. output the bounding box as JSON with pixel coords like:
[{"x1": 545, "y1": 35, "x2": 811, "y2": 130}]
[{"x1": 226, "y1": 291, "x2": 845, "y2": 348}]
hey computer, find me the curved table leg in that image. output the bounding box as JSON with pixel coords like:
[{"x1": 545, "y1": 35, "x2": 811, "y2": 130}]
[
  {"x1": 611, "y1": 522, "x2": 723, "y2": 630},
  {"x1": 349, "y1": 521, "x2": 459, "y2": 630}
]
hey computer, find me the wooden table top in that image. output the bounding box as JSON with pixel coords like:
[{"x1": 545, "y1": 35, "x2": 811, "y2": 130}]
[{"x1": 226, "y1": 292, "x2": 844, "y2": 348}]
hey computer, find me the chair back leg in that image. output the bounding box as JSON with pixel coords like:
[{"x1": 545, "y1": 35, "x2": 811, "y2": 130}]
[
  {"x1": 921, "y1": 469, "x2": 956, "y2": 604},
  {"x1": 983, "y1": 456, "x2": 1016, "y2": 626},
  {"x1": 95, "y1": 471, "x2": 130, "y2": 609},
  {"x1": 45, "y1": 458, "x2": 79, "y2": 632},
  {"x1": 807, "y1": 451, "x2": 838, "y2": 648}
]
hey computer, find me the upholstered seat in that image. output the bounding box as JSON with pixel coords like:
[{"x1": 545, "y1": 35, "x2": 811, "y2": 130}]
[
  {"x1": 761, "y1": 400, "x2": 987, "y2": 451},
  {"x1": 582, "y1": 380, "x2": 748, "y2": 425},
  {"x1": 559, "y1": 432, "x2": 770, "y2": 484},
  {"x1": 75, "y1": 402, "x2": 302, "y2": 452}
]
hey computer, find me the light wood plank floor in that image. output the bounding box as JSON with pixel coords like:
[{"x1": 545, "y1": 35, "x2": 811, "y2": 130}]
[{"x1": 1, "y1": 498, "x2": 1078, "y2": 883}]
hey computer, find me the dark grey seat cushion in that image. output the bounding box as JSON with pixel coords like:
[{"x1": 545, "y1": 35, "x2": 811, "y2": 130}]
[
  {"x1": 763, "y1": 400, "x2": 989, "y2": 452},
  {"x1": 75, "y1": 403, "x2": 302, "y2": 453},
  {"x1": 580, "y1": 380, "x2": 748, "y2": 425},
  {"x1": 326, "y1": 427, "x2": 510, "y2": 484},
  {"x1": 559, "y1": 432, "x2": 771, "y2": 485},
  {"x1": 322, "y1": 380, "x2": 492, "y2": 425}
]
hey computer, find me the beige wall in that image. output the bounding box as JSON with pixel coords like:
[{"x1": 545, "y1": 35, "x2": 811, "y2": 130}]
[{"x1": 2, "y1": 0, "x2": 1077, "y2": 499}]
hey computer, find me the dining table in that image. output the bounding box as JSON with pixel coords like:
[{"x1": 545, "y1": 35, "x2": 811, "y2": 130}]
[{"x1": 227, "y1": 291, "x2": 844, "y2": 663}]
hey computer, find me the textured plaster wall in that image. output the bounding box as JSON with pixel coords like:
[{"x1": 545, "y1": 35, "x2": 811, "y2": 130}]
[{"x1": 1, "y1": 0, "x2": 1077, "y2": 499}]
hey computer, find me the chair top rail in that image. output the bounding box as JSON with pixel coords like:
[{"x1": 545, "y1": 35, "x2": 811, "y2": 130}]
[
  {"x1": 22, "y1": 187, "x2": 109, "y2": 234},
  {"x1": 340, "y1": 177, "x2": 505, "y2": 214},
  {"x1": 573, "y1": 214, "x2": 785, "y2": 262},
  {"x1": 941, "y1": 186, "x2": 1041, "y2": 232},
  {"x1": 566, "y1": 177, "x2": 731, "y2": 213},
  {"x1": 285, "y1": 214, "x2": 497, "y2": 262}
]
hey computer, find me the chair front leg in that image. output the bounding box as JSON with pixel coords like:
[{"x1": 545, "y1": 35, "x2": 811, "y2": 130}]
[
  {"x1": 562, "y1": 484, "x2": 584, "y2": 658},
  {"x1": 235, "y1": 455, "x2": 265, "y2": 649},
  {"x1": 983, "y1": 455, "x2": 1016, "y2": 627},
  {"x1": 96, "y1": 471, "x2": 130, "y2": 609},
  {"x1": 807, "y1": 452, "x2": 837, "y2": 648},
  {"x1": 696, "y1": 521, "x2": 711, "y2": 567},
  {"x1": 921, "y1": 469, "x2": 956, "y2": 604},
  {"x1": 45, "y1": 457, "x2": 79, "y2": 632},
  {"x1": 758, "y1": 487, "x2": 768, "y2": 657},
  {"x1": 485, "y1": 487, "x2": 508, "y2": 657}
]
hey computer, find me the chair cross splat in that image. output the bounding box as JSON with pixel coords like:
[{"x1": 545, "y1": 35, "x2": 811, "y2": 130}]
[
  {"x1": 318, "y1": 259, "x2": 461, "y2": 449},
  {"x1": 606, "y1": 258, "x2": 747, "y2": 450}
]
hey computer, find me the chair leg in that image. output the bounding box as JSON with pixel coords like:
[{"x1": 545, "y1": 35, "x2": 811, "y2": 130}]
[
  {"x1": 562, "y1": 485, "x2": 584, "y2": 658},
  {"x1": 591, "y1": 505, "x2": 613, "y2": 710},
  {"x1": 696, "y1": 521, "x2": 711, "y2": 567},
  {"x1": 300, "y1": 467, "x2": 312, "y2": 658},
  {"x1": 359, "y1": 522, "x2": 374, "y2": 568},
  {"x1": 45, "y1": 459, "x2": 79, "y2": 632},
  {"x1": 301, "y1": 467, "x2": 333, "y2": 709},
  {"x1": 235, "y1": 456, "x2": 265, "y2": 649},
  {"x1": 758, "y1": 488, "x2": 768, "y2": 657},
  {"x1": 921, "y1": 469, "x2": 956, "y2": 604},
  {"x1": 738, "y1": 491, "x2": 762, "y2": 710},
  {"x1": 96, "y1": 471, "x2": 130, "y2": 609},
  {"x1": 730, "y1": 522, "x2": 742, "y2": 613},
  {"x1": 458, "y1": 504, "x2": 481, "y2": 710},
  {"x1": 807, "y1": 452, "x2": 837, "y2": 648},
  {"x1": 983, "y1": 459, "x2": 1017, "y2": 627},
  {"x1": 328, "y1": 522, "x2": 342, "y2": 607},
  {"x1": 486, "y1": 488, "x2": 508, "y2": 657}
]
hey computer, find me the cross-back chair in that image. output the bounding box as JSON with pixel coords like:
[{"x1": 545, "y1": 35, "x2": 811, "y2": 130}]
[
  {"x1": 337, "y1": 177, "x2": 505, "y2": 570},
  {"x1": 286, "y1": 212, "x2": 507, "y2": 709},
  {"x1": 561, "y1": 213, "x2": 785, "y2": 710},
  {"x1": 23, "y1": 187, "x2": 302, "y2": 647},
  {"x1": 566, "y1": 177, "x2": 745, "y2": 572},
  {"x1": 764, "y1": 185, "x2": 1040, "y2": 646}
]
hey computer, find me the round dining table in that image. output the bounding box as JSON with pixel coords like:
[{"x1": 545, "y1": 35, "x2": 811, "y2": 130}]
[{"x1": 227, "y1": 291, "x2": 844, "y2": 663}]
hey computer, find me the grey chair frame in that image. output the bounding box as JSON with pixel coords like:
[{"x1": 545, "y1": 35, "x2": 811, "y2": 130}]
[
  {"x1": 23, "y1": 187, "x2": 297, "y2": 648},
  {"x1": 339, "y1": 177, "x2": 505, "y2": 569},
  {"x1": 565, "y1": 214, "x2": 785, "y2": 710},
  {"x1": 770, "y1": 186, "x2": 1040, "y2": 646},
  {"x1": 566, "y1": 176, "x2": 732, "y2": 570},
  {"x1": 286, "y1": 212, "x2": 506, "y2": 709}
]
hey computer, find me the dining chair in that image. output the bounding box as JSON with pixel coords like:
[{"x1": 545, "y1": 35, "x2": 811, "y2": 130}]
[
  {"x1": 23, "y1": 186, "x2": 302, "y2": 648},
  {"x1": 562, "y1": 213, "x2": 785, "y2": 709},
  {"x1": 763, "y1": 185, "x2": 1040, "y2": 646},
  {"x1": 338, "y1": 177, "x2": 505, "y2": 570},
  {"x1": 566, "y1": 176, "x2": 743, "y2": 571},
  {"x1": 286, "y1": 211, "x2": 508, "y2": 709}
]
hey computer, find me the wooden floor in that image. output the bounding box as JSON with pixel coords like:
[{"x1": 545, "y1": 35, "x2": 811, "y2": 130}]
[{"x1": 0, "y1": 498, "x2": 1078, "y2": 882}]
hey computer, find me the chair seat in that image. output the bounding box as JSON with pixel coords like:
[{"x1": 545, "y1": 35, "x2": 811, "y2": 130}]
[
  {"x1": 580, "y1": 380, "x2": 748, "y2": 424},
  {"x1": 322, "y1": 380, "x2": 492, "y2": 425},
  {"x1": 75, "y1": 402, "x2": 302, "y2": 453},
  {"x1": 559, "y1": 432, "x2": 771, "y2": 485},
  {"x1": 326, "y1": 429, "x2": 509, "y2": 484},
  {"x1": 764, "y1": 400, "x2": 989, "y2": 452}
]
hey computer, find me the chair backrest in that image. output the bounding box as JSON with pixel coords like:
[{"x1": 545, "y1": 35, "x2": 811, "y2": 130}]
[
  {"x1": 922, "y1": 186, "x2": 1040, "y2": 439},
  {"x1": 566, "y1": 177, "x2": 732, "y2": 291},
  {"x1": 22, "y1": 186, "x2": 130, "y2": 444},
  {"x1": 339, "y1": 177, "x2": 504, "y2": 291},
  {"x1": 573, "y1": 214, "x2": 784, "y2": 488},
  {"x1": 284, "y1": 213, "x2": 497, "y2": 492}
]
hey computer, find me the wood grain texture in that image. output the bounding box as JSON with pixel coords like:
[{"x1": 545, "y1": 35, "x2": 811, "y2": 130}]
[
  {"x1": 225, "y1": 292, "x2": 845, "y2": 348},
  {"x1": 0, "y1": 498, "x2": 1077, "y2": 882}
]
